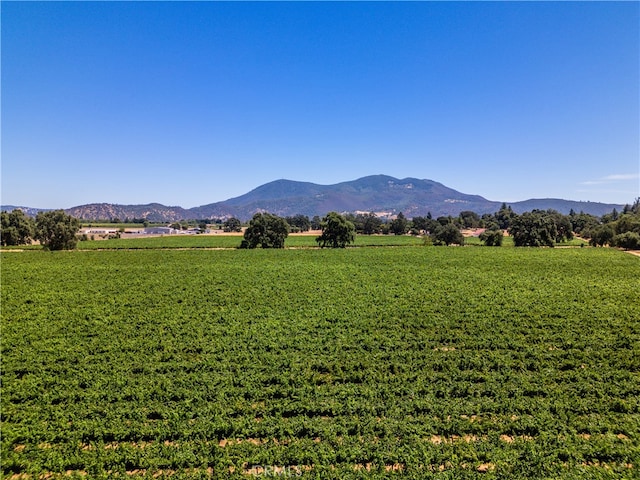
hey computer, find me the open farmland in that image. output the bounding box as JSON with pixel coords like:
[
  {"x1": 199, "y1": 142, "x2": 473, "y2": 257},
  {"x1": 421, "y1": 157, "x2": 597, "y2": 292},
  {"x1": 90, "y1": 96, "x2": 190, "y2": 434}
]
[
  {"x1": 1, "y1": 247, "x2": 639, "y2": 478},
  {"x1": 72, "y1": 234, "x2": 424, "y2": 250}
]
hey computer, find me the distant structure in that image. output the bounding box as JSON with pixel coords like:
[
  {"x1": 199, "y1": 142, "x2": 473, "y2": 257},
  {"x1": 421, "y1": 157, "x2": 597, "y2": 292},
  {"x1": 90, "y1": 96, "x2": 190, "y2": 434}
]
[{"x1": 143, "y1": 227, "x2": 178, "y2": 235}]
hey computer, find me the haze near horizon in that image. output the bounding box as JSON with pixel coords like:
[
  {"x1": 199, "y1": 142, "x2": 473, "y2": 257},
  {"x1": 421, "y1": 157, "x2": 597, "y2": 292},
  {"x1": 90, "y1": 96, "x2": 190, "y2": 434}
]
[{"x1": 2, "y1": 2, "x2": 638, "y2": 209}]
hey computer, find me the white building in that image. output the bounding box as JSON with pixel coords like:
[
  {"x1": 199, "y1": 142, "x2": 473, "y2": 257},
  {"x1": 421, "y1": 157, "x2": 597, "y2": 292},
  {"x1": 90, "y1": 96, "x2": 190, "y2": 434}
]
[{"x1": 143, "y1": 227, "x2": 178, "y2": 235}]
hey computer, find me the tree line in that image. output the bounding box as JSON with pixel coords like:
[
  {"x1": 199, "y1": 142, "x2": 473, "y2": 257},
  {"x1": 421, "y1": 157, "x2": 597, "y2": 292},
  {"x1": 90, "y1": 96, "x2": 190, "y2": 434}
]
[
  {"x1": 231, "y1": 198, "x2": 640, "y2": 250},
  {"x1": 3, "y1": 198, "x2": 639, "y2": 250}
]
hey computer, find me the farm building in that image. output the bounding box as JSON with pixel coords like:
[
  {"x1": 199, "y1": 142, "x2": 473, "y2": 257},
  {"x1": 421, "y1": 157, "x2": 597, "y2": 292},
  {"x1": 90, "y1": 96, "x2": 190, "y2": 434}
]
[
  {"x1": 82, "y1": 228, "x2": 118, "y2": 235},
  {"x1": 143, "y1": 227, "x2": 178, "y2": 235}
]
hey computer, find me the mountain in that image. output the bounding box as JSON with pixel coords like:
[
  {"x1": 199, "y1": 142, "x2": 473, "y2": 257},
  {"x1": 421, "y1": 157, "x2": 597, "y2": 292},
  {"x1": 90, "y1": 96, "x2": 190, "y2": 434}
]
[
  {"x1": 190, "y1": 175, "x2": 625, "y2": 220},
  {"x1": 191, "y1": 175, "x2": 503, "y2": 219},
  {"x1": 2, "y1": 175, "x2": 626, "y2": 221}
]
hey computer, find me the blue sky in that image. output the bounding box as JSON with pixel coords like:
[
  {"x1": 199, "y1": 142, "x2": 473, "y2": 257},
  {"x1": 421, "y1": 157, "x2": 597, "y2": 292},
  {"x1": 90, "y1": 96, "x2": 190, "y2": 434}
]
[{"x1": 2, "y1": 1, "x2": 638, "y2": 209}]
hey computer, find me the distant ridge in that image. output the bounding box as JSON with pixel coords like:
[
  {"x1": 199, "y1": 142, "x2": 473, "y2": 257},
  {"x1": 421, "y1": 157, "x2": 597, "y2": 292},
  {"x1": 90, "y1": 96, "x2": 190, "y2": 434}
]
[
  {"x1": 64, "y1": 203, "x2": 190, "y2": 223},
  {"x1": 0, "y1": 205, "x2": 51, "y2": 217},
  {"x1": 2, "y1": 175, "x2": 626, "y2": 221}
]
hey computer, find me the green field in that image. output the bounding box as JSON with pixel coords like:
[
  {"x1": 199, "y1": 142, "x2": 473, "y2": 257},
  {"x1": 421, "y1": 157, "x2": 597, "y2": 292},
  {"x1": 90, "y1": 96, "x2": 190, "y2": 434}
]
[
  {"x1": 2, "y1": 247, "x2": 639, "y2": 478},
  {"x1": 71, "y1": 234, "x2": 424, "y2": 250},
  {"x1": 4, "y1": 233, "x2": 586, "y2": 250}
]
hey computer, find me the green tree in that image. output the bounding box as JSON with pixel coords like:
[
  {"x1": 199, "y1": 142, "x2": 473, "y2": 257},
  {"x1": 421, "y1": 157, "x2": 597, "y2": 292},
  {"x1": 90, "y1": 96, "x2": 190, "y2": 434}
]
[
  {"x1": 316, "y1": 212, "x2": 356, "y2": 248},
  {"x1": 589, "y1": 225, "x2": 615, "y2": 247},
  {"x1": 358, "y1": 212, "x2": 382, "y2": 235},
  {"x1": 508, "y1": 212, "x2": 557, "y2": 247},
  {"x1": 1, "y1": 209, "x2": 35, "y2": 246},
  {"x1": 436, "y1": 216, "x2": 451, "y2": 227},
  {"x1": 571, "y1": 212, "x2": 599, "y2": 235},
  {"x1": 389, "y1": 212, "x2": 408, "y2": 235},
  {"x1": 459, "y1": 210, "x2": 482, "y2": 228},
  {"x1": 410, "y1": 216, "x2": 429, "y2": 234},
  {"x1": 601, "y1": 208, "x2": 621, "y2": 224},
  {"x1": 34, "y1": 210, "x2": 81, "y2": 250},
  {"x1": 240, "y1": 213, "x2": 289, "y2": 249},
  {"x1": 479, "y1": 228, "x2": 503, "y2": 246},
  {"x1": 285, "y1": 214, "x2": 311, "y2": 232},
  {"x1": 431, "y1": 223, "x2": 464, "y2": 246},
  {"x1": 612, "y1": 231, "x2": 640, "y2": 250},
  {"x1": 310, "y1": 215, "x2": 322, "y2": 230},
  {"x1": 614, "y1": 214, "x2": 640, "y2": 235},
  {"x1": 547, "y1": 211, "x2": 573, "y2": 242},
  {"x1": 495, "y1": 203, "x2": 516, "y2": 229},
  {"x1": 223, "y1": 217, "x2": 242, "y2": 233}
]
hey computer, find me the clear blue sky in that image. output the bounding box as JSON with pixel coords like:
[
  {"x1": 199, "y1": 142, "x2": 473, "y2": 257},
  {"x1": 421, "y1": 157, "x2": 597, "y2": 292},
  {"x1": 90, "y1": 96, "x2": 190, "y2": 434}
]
[{"x1": 2, "y1": 1, "x2": 639, "y2": 209}]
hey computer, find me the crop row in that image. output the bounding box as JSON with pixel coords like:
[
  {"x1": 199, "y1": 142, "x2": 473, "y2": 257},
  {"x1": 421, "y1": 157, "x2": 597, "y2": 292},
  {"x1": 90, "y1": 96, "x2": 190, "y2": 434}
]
[{"x1": 2, "y1": 247, "x2": 638, "y2": 478}]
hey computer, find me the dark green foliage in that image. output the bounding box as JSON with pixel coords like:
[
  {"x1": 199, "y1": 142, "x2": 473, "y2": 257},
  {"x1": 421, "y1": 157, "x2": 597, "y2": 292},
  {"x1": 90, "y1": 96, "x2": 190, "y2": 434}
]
[
  {"x1": 459, "y1": 210, "x2": 481, "y2": 228},
  {"x1": 389, "y1": 212, "x2": 408, "y2": 235},
  {"x1": 222, "y1": 217, "x2": 242, "y2": 232},
  {"x1": 479, "y1": 228, "x2": 503, "y2": 246},
  {"x1": 584, "y1": 199, "x2": 640, "y2": 249},
  {"x1": 570, "y1": 212, "x2": 599, "y2": 235},
  {"x1": 353, "y1": 212, "x2": 383, "y2": 234},
  {"x1": 548, "y1": 211, "x2": 574, "y2": 242},
  {"x1": 310, "y1": 215, "x2": 322, "y2": 230},
  {"x1": 589, "y1": 225, "x2": 616, "y2": 247},
  {"x1": 1, "y1": 209, "x2": 35, "y2": 246},
  {"x1": 614, "y1": 214, "x2": 640, "y2": 235},
  {"x1": 495, "y1": 203, "x2": 516, "y2": 229},
  {"x1": 508, "y1": 211, "x2": 557, "y2": 247},
  {"x1": 409, "y1": 215, "x2": 429, "y2": 233},
  {"x1": 316, "y1": 211, "x2": 356, "y2": 248},
  {"x1": 612, "y1": 231, "x2": 640, "y2": 250},
  {"x1": 284, "y1": 214, "x2": 311, "y2": 232},
  {"x1": 431, "y1": 223, "x2": 464, "y2": 246},
  {"x1": 34, "y1": 210, "x2": 80, "y2": 250},
  {"x1": 240, "y1": 212, "x2": 289, "y2": 248},
  {"x1": 413, "y1": 216, "x2": 441, "y2": 235},
  {"x1": 436, "y1": 215, "x2": 452, "y2": 226}
]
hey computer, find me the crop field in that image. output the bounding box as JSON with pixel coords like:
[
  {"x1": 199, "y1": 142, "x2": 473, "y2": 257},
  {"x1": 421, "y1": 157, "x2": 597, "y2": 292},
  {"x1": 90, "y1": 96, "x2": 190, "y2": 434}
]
[
  {"x1": 1, "y1": 247, "x2": 639, "y2": 478},
  {"x1": 71, "y1": 234, "x2": 424, "y2": 250},
  {"x1": 5, "y1": 233, "x2": 583, "y2": 251}
]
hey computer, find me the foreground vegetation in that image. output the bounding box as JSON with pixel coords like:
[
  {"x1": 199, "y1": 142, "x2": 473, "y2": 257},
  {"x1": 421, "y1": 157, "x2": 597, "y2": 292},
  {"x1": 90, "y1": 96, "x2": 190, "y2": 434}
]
[{"x1": 2, "y1": 247, "x2": 638, "y2": 478}]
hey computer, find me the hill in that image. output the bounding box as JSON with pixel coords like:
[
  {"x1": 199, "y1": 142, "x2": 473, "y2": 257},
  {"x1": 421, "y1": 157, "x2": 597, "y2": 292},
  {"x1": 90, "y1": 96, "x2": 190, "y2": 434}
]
[
  {"x1": 2, "y1": 175, "x2": 625, "y2": 221},
  {"x1": 64, "y1": 203, "x2": 190, "y2": 222},
  {"x1": 0, "y1": 205, "x2": 51, "y2": 217}
]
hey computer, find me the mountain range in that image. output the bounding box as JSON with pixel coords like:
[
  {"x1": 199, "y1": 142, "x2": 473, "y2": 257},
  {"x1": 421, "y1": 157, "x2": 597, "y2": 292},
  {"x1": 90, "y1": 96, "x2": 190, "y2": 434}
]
[{"x1": 2, "y1": 175, "x2": 625, "y2": 221}]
